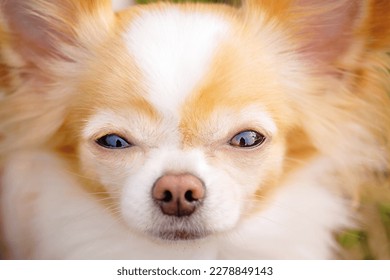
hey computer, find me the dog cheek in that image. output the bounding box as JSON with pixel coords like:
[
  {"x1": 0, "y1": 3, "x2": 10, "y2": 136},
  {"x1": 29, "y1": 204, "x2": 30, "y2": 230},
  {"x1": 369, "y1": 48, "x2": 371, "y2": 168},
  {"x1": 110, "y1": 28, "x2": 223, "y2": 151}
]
[
  {"x1": 119, "y1": 167, "x2": 160, "y2": 233},
  {"x1": 197, "y1": 168, "x2": 243, "y2": 231}
]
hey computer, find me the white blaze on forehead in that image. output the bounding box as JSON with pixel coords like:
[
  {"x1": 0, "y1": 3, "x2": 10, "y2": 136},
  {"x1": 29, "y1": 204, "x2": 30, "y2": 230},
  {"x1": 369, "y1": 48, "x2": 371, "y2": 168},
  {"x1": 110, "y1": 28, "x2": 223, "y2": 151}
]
[{"x1": 123, "y1": 7, "x2": 231, "y2": 118}]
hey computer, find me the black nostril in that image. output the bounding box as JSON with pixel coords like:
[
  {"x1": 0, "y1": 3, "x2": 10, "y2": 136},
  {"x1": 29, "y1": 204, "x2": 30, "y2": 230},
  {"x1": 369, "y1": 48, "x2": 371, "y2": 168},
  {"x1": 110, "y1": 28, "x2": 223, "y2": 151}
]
[
  {"x1": 163, "y1": 190, "x2": 172, "y2": 202},
  {"x1": 184, "y1": 190, "x2": 195, "y2": 202}
]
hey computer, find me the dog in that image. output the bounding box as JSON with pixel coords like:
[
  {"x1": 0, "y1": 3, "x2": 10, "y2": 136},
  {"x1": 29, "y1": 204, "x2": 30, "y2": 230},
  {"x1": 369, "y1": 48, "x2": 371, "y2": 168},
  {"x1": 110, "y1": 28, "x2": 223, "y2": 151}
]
[{"x1": 0, "y1": 0, "x2": 389, "y2": 259}]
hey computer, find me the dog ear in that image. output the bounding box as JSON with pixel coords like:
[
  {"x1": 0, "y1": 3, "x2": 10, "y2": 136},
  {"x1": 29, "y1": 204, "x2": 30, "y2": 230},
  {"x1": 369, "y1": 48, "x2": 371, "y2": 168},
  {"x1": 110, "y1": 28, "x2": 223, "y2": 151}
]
[
  {"x1": 0, "y1": 0, "x2": 114, "y2": 69},
  {"x1": 0, "y1": 0, "x2": 114, "y2": 154},
  {"x1": 243, "y1": 0, "x2": 390, "y2": 66},
  {"x1": 291, "y1": 0, "x2": 364, "y2": 64}
]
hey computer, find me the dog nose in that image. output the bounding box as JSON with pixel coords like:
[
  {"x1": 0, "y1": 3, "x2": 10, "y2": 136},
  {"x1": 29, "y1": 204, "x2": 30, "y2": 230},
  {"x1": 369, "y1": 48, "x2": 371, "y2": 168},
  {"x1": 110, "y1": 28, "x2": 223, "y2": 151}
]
[{"x1": 152, "y1": 174, "x2": 205, "y2": 217}]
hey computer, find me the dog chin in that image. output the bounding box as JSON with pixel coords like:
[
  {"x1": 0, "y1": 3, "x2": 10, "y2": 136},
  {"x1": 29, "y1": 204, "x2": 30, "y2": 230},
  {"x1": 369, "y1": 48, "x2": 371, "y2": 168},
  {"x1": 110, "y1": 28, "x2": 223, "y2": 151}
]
[
  {"x1": 143, "y1": 216, "x2": 213, "y2": 241},
  {"x1": 154, "y1": 229, "x2": 209, "y2": 241}
]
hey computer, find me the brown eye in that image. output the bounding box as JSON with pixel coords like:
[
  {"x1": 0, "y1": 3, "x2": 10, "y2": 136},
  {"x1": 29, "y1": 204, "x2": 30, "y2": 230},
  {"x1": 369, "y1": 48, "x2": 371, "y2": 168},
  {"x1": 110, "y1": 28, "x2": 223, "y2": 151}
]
[
  {"x1": 229, "y1": 130, "x2": 266, "y2": 148},
  {"x1": 96, "y1": 134, "x2": 131, "y2": 149}
]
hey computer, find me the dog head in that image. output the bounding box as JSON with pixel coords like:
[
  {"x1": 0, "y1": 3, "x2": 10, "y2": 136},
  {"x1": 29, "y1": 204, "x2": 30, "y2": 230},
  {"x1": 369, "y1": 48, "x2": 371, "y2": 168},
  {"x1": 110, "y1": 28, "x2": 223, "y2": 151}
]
[{"x1": 1, "y1": 0, "x2": 389, "y2": 241}]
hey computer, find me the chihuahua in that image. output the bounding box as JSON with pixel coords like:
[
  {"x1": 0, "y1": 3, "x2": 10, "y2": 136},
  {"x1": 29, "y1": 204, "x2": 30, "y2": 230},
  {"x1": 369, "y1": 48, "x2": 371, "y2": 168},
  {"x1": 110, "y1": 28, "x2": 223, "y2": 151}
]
[{"x1": 0, "y1": 0, "x2": 389, "y2": 259}]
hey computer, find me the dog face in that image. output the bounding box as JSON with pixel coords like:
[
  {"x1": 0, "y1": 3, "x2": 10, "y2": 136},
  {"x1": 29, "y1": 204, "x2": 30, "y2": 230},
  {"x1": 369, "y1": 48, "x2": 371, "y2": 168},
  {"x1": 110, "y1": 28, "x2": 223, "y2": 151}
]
[
  {"x1": 1, "y1": 0, "x2": 389, "y2": 247},
  {"x1": 76, "y1": 6, "x2": 298, "y2": 240}
]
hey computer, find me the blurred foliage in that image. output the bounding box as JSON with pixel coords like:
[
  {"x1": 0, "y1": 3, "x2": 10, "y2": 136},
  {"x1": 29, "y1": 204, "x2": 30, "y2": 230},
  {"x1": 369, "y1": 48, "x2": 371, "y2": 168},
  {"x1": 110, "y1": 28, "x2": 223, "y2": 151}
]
[
  {"x1": 380, "y1": 203, "x2": 390, "y2": 241},
  {"x1": 337, "y1": 230, "x2": 374, "y2": 260},
  {"x1": 337, "y1": 204, "x2": 390, "y2": 259}
]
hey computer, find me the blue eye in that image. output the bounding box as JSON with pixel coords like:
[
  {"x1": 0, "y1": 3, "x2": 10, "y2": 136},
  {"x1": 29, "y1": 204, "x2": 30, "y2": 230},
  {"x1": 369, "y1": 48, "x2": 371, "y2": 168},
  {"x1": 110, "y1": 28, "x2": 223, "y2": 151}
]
[
  {"x1": 229, "y1": 130, "x2": 266, "y2": 148},
  {"x1": 96, "y1": 134, "x2": 131, "y2": 149}
]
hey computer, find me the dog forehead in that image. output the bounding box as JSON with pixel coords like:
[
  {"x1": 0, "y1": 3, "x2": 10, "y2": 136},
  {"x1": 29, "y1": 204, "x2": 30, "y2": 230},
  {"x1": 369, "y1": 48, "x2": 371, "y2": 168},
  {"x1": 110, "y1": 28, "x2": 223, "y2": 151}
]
[{"x1": 122, "y1": 6, "x2": 231, "y2": 119}]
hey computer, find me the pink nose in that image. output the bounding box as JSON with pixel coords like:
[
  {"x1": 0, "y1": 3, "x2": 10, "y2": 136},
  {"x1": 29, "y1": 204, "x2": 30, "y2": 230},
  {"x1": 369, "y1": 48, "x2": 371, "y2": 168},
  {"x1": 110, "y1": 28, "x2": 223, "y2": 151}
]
[{"x1": 152, "y1": 174, "x2": 205, "y2": 217}]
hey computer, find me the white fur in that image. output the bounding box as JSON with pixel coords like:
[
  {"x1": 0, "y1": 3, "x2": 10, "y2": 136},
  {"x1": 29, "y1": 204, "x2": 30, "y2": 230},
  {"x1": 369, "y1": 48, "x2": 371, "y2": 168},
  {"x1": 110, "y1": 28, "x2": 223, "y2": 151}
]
[
  {"x1": 220, "y1": 158, "x2": 353, "y2": 259},
  {"x1": 124, "y1": 8, "x2": 230, "y2": 119},
  {"x1": 1, "y1": 151, "x2": 217, "y2": 259}
]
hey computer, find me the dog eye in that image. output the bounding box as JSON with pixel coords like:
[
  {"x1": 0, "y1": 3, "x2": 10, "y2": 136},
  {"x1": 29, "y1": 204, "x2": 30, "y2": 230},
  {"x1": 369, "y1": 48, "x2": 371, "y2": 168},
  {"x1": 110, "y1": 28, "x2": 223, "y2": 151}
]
[
  {"x1": 96, "y1": 134, "x2": 131, "y2": 149},
  {"x1": 229, "y1": 130, "x2": 266, "y2": 148}
]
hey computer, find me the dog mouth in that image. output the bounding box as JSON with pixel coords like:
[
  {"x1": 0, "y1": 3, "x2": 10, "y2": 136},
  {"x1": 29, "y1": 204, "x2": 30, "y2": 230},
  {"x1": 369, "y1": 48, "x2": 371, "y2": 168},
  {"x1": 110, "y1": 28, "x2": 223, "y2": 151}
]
[
  {"x1": 147, "y1": 216, "x2": 211, "y2": 241},
  {"x1": 156, "y1": 229, "x2": 209, "y2": 241}
]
